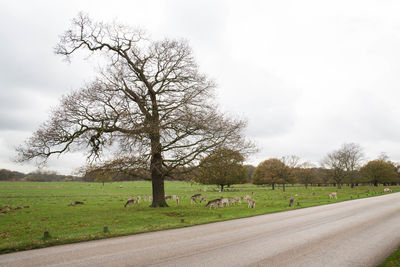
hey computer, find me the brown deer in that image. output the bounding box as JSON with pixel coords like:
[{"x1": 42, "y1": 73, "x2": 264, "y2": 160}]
[
  {"x1": 124, "y1": 197, "x2": 135, "y2": 207},
  {"x1": 248, "y1": 199, "x2": 256, "y2": 208},
  {"x1": 191, "y1": 194, "x2": 203, "y2": 204},
  {"x1": 205, "y1": 198, "x2": 222, "y2": 208}
]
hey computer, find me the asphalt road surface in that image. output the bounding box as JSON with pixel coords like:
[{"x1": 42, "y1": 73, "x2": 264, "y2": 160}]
[{"x1": 1, "y1": 192, "x2": 400, "y2": 267}]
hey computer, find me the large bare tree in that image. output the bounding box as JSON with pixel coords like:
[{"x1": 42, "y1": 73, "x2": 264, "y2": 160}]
[
  {"x1": 322, "y1": 143, "x2": 364, "y2": 188},
  {"x1": 16, "y1": 13, "x2": 252, "y2": 207}
]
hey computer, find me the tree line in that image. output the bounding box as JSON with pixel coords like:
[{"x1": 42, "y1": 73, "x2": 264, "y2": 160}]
[
  {"x1": 5, "y1": 142, "x2": 399, "y2": 190},
  {"x1": 199, "y1": 143, "x2": 400, "y2": 191},
  {"x1": 0, "y1": 169, "x2": 82, "y2": 182},
  {"x1": 82, "y1": 143, "x2": 400, "y2": 191}
]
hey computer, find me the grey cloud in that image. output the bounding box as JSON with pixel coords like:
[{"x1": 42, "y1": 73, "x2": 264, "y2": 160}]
[{"x1": 0, "y1": 89, "x2": 55, "y2": 131}]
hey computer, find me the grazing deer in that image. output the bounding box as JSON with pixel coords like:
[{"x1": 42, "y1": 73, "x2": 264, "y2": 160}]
[
  {"x1": 191, "y1": 194, "x2": 203, "y2": 204},
  {"x1": 148, "y1": 195, "x2": 153, "y2": 201},
  {"x1": 248, "y1": 199, "x2": 256, "y2": 208},
  {"x1": 176, "y1": 196, "x2": 179, "y2": 205},
  {"x1": 190, "y1": 196, "x2": 197, "y2": 204},
  {"x1": 200, "y1": 196, "x2": 208, "y2": 203},
  {"x1": 384, "y1": 188, "x2": 392, "y2": 192},
  {"x1": 124, "y1": 197, "x2": 135, "y2": 207},
  {"x1": 221, "y1": 198, "x2": 229, "y2": 207},
  {"x1": 233, "y1": 197, "x2": 241, "y2": 204},
  {"x1": 165, "y1": 195, "x2": 172, "y2": 200},
  {"x1": 136, "y1": 196, "x2": 141, "y2": 204},
  {"x1": 243, "y1": 195, "x2": 252, "y2": 201},
  {"x1": 289, "y1": 198, "x2": 294, "y2": 207},
  {"x1": 329, "y1": 192, "x2": 337, "y2": 199},
  {"x1": 205, "y1": 198, "x2": 222, "y2": 208},
  {"x1": 230, "y1": 197, "x2": 241, "y2": 205}
]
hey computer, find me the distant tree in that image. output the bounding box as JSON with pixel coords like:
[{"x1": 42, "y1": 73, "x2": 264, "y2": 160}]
[
  {"x1": 81, "y1": 158, "x2": 150, "y2": 183},
  {"x1": 377, "y1": 152, "x2": 390, "y2": 162},
  {"x1": 16, "y1": 13, "x2": 253, "y2": 207},
  {"x1": 322, "y1": 152, "x2": 345, "y2": 188},
  {"x1": 83, "y1": 166, "x2": 112, "y2": 185},
  {"x1": 322, "y1": 143, "x2": 364, "y2": 188},
  {"x1": 94, "y1": 174, "x2": 112, "y2": 185},
  {"x1": 25, "y1": 169, "x2": 64, "y2": 182},
  {"x1": 196, "y1": 148, "x2": 247, "y2": 192},
  {"x1": 281, "y1": 155, "x2": 301, "y2": 169},
  {"x1": 393, "y1": 162, "x2": 400, "y2": 185},
  {"x1": 294, "y1": 162, "x2": 318, "y2": 188},
  {"x1": 360, "y1": 160, "x2": 397, "y2": 186},
  {"x1": 243, "y1": 164, "x2": 256, "y2": 183},
  {"x1": 314, "y1": 168, "x2": 330, "y2": 185},
  {"x1": 340, "y1": 143, "x2": 364, "y2": 187},
  {"x1": 253, "y1": 158, "x2": 292, "y2": 191},
  {"x1": 281, "y1": 155, "x2": 301, "y2": 186},
  {"x1": 0, "y1": 169, "x2": 25, "y2": 181}
]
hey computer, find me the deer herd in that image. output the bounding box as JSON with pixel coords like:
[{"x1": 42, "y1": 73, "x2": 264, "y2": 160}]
[
  {"x1": 124, "y1": 188, "x2": 394, "y2": 209},
  {"x1": 124, "y1": 193, "x2": 257, "y2": 209}
]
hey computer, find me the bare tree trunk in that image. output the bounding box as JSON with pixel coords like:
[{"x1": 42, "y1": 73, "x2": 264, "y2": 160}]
[
  {"x1": 220, "y1": 184, "x2": 224, "y2": 192},
  {"x1": 283, "y1": 183, "x2": 286, "y2": 192},
  {"x1": 272, "y1": 183, "x2": 275, "y2": 190},
  {"x1": 150, "y1": 134, "x2": 168, "y2": 207}
]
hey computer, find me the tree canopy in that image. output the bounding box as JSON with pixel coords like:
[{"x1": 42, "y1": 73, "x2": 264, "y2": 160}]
[
  {"x1": 293, "y1": 162, "x2": 320, "y2": 188},
  {"x1": 360, "y1": 160, "x2": 398, "y2": 186},
  {"x1": 16, "y1": 13, "x2": 252, "y2": 207},
  {"x1": 253, "y1": 158, "x2": 291, "y2": 190},
  {"x1": 322, "y1": 143, "x2": 364, "y2": 188},
  {"x1": 196, "y1": 148, "x2": 247, "y2": 191}
]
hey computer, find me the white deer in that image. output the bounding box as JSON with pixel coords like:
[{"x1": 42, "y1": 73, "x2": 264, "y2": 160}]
[
  {"x1": 329, "y1": 192, "x2": 337, "y2": 199},
  {"x1": 220, "y1": 198, "x2": 230, "y2": 207},
  {"x1": 243, "y1": 195, "x2": 252, "y2": 201}
]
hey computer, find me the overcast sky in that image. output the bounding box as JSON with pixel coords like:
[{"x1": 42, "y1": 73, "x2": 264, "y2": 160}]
[{"x1": 1, "y1": 0, "x2": 400, "y2": 174}]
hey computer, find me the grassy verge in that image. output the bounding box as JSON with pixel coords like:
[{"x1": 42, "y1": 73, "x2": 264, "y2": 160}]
[
  {"x1": 379, "y1": 247, "x2": 400, "y2": 267},
  {"x1": 0, "y1": 181, "x2": 398, "y2": 254}
]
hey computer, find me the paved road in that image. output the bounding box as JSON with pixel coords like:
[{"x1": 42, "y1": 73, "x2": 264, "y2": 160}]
[{"x1": 1, "y1": 193, "x2": 400, "y2": 267}]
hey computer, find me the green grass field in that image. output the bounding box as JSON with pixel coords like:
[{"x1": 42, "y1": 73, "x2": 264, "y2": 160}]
[{"x1": 0, "y1": 181, "x2": 398, "y2": 254}]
